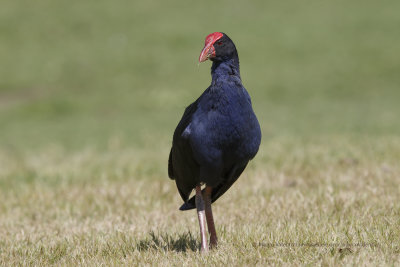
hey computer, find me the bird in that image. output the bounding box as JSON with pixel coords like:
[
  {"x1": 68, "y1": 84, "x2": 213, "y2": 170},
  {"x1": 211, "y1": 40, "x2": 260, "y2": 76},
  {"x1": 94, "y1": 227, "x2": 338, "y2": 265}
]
[{"x1": 168, "y1": 32, "x2": 261, "y2": 252}]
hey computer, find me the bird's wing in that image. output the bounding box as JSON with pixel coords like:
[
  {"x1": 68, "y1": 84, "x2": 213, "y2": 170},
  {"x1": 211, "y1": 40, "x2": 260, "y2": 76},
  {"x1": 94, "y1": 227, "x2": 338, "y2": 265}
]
[
  {"x1": 168, "y1": 99, "x2": 202, "y2": 202},
  {"x1": 179, "y1": 161, "x2": 248, "y2": 210},
  {"x1": 168, "y1": 99, "x2": 199, "y2": 179},
  {"x1": 168, "y1": 149, "x2": 174, "y2": 178}
]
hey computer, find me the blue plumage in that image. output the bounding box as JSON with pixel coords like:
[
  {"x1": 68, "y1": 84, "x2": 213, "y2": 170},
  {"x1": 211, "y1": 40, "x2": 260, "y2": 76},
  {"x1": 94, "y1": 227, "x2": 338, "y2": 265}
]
[{"x1": 168, "y1": 33, "x2": 261, "y2": 210}]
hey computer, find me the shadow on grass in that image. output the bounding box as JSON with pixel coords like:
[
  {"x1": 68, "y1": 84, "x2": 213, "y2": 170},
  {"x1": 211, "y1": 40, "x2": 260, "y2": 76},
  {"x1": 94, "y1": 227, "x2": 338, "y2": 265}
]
[{"x1": 136, "y1": 231, "x2": 198, "y2": 252}]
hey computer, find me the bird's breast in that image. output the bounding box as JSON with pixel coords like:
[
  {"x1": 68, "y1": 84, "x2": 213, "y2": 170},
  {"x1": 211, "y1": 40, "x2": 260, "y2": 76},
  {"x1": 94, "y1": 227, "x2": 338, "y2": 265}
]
[{"x1": 190, "y1": 95, "x2": 260, "y2": 162}]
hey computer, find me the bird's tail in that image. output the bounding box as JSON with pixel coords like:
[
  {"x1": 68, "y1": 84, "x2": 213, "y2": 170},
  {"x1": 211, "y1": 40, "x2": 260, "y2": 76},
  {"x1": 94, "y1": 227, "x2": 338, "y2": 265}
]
[
  {"x1": 179, "y1": 201, "x2": 196, "y2": 211},
  {"x1": 178, "y1": 162, "x2": 248, "y2": 211}
]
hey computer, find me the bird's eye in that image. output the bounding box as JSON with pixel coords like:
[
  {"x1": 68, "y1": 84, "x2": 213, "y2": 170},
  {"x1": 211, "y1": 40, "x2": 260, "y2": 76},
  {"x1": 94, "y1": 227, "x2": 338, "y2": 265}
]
[{"x1": 216, "y1": 41, "x2": 223, "y2": 46}]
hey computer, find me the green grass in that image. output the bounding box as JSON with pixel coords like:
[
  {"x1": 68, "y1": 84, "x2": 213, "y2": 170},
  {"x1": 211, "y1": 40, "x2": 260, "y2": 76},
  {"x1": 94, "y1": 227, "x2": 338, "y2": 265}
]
[{"x1": 1, "y1": 0, "x2": 400, "y2": 265}]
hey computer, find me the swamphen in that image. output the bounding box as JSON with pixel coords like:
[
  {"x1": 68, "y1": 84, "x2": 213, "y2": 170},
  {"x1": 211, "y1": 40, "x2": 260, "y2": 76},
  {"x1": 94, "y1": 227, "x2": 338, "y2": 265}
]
[{"x1": 168, "y1": 32, "x2": 261, "y2": 252}]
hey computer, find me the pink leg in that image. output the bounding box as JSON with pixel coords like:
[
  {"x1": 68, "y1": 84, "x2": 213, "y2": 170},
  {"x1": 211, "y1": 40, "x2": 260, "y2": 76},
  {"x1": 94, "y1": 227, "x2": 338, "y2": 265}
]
[
  {"x1": 204, "y1": 186, "x2": 218, "y2": 248},
  {"x1": 195, "y1": 185, "x2": 208, "y2": 252}
]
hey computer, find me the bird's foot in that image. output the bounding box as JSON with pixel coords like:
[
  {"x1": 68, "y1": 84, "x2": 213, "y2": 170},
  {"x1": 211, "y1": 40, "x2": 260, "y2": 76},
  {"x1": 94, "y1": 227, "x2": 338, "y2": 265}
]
[
  {"x1": 200, "y1": 243, "x2": 209, "y2": 253},
  {"x1": 210, "y1": 237, "x2": 218, "y2": 249}
]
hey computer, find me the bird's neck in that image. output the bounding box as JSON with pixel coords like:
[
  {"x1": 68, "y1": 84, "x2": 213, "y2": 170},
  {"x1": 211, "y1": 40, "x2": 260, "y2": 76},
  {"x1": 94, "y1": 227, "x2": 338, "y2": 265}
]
[{"x1": 211, "y1": 56, "x2": 241, "y2": 84}]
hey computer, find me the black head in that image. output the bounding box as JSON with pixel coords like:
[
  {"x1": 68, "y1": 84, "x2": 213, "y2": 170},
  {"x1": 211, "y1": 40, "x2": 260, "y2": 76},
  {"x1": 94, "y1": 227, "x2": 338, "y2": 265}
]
[{"x1": 199, "y1": 32, "x2": 238, "y2": 63}]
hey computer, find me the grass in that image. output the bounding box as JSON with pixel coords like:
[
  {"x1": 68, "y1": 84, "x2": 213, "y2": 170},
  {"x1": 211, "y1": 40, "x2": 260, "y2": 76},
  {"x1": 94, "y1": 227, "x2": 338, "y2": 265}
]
[
  {"x1": 1, "y1": 138, "x2": 399, "y2": 265},
  {"x1": 1, "y1": 0, "x2": 400, "y2": 265}
]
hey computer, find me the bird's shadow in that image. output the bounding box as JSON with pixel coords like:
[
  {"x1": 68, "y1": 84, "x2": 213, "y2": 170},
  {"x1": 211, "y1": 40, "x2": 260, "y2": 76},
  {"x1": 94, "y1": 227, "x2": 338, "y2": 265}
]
[{"x1": 136, "y1": 230, "x2": 198, "y2": 252}]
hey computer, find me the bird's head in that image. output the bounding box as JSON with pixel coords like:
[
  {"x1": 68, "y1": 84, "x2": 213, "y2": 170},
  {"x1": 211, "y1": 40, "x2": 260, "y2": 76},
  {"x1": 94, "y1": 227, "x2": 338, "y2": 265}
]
[{"x1": 199, "y1": 32, "x2": 237, "y2": 63}]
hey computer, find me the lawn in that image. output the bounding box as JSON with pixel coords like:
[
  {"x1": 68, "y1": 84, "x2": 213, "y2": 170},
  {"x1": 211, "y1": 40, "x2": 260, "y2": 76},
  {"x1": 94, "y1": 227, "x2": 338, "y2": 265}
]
[{"x1": 0, "y1": 0, "x2": 399, "y2": 265}]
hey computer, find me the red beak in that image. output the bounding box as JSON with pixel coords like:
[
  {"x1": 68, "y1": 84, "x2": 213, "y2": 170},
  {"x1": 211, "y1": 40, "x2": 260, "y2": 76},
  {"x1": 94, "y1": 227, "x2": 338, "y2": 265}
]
[
  {"x1": 199, "y1": 32, "x2": 224, "y2": 63},
  {"x1": 199, "y1": 43, "x2": 215, "y2": 63}
]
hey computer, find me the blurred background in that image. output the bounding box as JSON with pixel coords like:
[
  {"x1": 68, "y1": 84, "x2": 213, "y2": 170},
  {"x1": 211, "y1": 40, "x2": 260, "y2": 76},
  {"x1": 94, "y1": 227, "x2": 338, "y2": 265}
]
[
  {"x1": 1, "y1": 2, "x2": 400, "y2": 263},
  {"x1": 1, "y1": 0, "x2": 399, "y2": 153}
]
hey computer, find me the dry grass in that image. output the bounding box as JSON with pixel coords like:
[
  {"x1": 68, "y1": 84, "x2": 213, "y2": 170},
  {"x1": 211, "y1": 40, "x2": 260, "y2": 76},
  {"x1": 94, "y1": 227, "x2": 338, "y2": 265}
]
[{"x1": 1, "y1": 136, "x2": 399, "y2": 265}]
